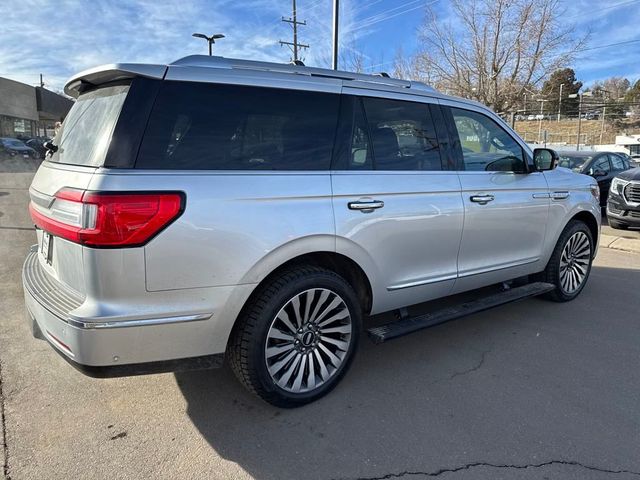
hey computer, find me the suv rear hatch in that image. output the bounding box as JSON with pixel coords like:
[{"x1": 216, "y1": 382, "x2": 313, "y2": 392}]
[{"x1": 28, "y1": 64, "x2": 166, "y2": 296}]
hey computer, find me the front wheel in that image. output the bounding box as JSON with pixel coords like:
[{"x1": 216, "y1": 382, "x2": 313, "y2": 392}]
[
  {"x1": 228, "y1": 265, "x2": 361, "y2": 408},
  {"x1": 540, "y1": 220, "x2": 594, "y2": 302}
]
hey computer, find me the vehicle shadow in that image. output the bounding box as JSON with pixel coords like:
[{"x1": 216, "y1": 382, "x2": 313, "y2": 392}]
[{"x1": 175, "y1": 265, "x2": 640, "y2": 480}]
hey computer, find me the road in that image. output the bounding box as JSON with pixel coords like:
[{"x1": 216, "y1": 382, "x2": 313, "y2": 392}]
[{"x1": 1, "y1": 171, "x2": 639, "y2": 480}]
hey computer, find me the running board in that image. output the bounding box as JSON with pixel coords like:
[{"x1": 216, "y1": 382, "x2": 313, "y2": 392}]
[{"x1": 367, "y1": 282, "x2": 555, "y2": 344}]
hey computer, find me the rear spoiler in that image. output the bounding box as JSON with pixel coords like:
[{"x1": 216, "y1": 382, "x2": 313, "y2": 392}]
[{"x1": 64, "y1": 63, "x2": 167, "y2": 98}]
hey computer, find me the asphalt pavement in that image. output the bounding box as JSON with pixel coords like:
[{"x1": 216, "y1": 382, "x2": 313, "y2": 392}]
[{"x1": 1, "y1": 171, "x2": 639, "y2": 480}]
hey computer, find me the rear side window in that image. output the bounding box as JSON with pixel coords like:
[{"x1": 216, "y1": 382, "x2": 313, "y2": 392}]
[
  {"x1": 49, "y1": 84, "x2": 129, "y2": 167},
  {"x1": 610, "y1": 154, "x2": 626, "y2": 170},
  {"x1": 136, "y1": 82, "x2": 340, "y2": 170},
  {"x1": 362, "y1": 97, "x2": 442, "y2": 171}
]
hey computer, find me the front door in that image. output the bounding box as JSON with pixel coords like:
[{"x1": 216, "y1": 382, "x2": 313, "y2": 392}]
[
  {"x1": 332, "y1": 93, "x2": 464, "y2": 314},
  {"x1": 441, "y1": 104, "x2": 550, "y2": 293}
]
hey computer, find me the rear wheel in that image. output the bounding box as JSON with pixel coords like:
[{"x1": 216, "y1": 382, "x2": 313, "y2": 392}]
[
  {"x1": 228, "y1": 265, "x2": 361, "y2": 408},
  {"x1": 540, "y1": 220, "x2": 594, "y2": 302},
  {"x1": 608, "y1": 218, "x2": 629, "y2": 230}
]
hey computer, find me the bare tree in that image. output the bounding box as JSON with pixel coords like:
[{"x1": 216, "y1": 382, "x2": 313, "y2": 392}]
[{"x1": 408, "y1": 0, "x2": 587, "y2": 112}]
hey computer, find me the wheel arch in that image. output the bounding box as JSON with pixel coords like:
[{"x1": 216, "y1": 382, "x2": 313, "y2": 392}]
[{"x1": 570, "y1": 210, "x2": 599, "y2": 255}]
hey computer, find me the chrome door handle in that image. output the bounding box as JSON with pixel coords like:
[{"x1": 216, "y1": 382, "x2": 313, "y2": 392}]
[
  {"x1": 470, "y1": 194, "x2": 495, "y2": 205},
  {"x1": 348, "y1": 200, "x2": 385, "y2": 212}
]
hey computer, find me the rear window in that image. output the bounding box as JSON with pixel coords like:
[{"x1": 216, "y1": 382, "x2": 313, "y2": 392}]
[
  {"x1": 136, "y1": 82, "x2": 340, "y2": 170},
  {"x1": 49, "y1": 84, "x2": 129, "y2": 167}
]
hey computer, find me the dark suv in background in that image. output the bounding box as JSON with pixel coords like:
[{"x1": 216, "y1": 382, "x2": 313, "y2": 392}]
[
  {"x1": 606, "y1": 168, "x2": 640, "y2": 229},
  {"x1": 557, "y1": 151, "x2": 633, "y2": 206}
]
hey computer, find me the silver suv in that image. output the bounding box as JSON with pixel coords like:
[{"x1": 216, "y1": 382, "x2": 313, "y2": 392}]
[{"x1": 23, "y1": 55, "x2": 601, "y2": 407}]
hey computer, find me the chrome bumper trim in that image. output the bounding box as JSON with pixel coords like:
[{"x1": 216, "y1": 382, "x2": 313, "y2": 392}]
[{"x1": 67, "y1": 313, "x2": 212, "y2": 330}]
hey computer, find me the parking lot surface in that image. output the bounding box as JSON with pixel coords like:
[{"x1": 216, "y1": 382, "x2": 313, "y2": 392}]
[{"x1": 1, "y1": 171, "x2": 639, "y2": 480}]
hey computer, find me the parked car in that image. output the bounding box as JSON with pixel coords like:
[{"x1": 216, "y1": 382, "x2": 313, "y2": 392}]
[
  {"x1": 557, "y1": 151, "x2": 633, "y2": 205},
  {"x1": 23, "y1": 55, "x2": 601, "y2": 407},
  {"x1": 24, "y1": 137, "x2": 51, "y2": 159},
  {"x1": 0, "y1": 137, "x2": 37, "y2": 158},
  {"x1": 606, "y1": 168, "x2": 640, "y2": 229}
]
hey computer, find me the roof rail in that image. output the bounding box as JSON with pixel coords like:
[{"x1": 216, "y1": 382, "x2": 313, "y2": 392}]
[{"x1": 169, "y1": 55, "x2": 438, "y2": 93}]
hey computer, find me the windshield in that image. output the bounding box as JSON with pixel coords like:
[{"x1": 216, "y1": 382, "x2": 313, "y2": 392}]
[
  {"x1": 558, "y1": 154, "x2": 592, "y2": 172},
  {"x1": 49, "y1": 83, "x2": 129, "y2": 166}
]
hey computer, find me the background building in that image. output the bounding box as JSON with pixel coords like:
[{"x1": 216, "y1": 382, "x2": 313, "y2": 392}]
[{"x1": 0, "y1": 77, "x2": 73, "y2": 139}]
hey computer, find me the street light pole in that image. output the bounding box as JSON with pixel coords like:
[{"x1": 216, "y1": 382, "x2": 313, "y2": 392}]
[
  {"x1": 192, "y1": 32, "x2": 225, "y2": 56},
  {"x1": 537, "y1": 99, "x2": 545, "y2": 143},
  {"x1": 332, "y1": 0, "x2": 339, "y2": 70},
  {"x1": 557, "y1": 83, "x2": 564, "y2": 123},
  {"x1": 569, "y1": 91, "x2": 593, "y2": 151}
]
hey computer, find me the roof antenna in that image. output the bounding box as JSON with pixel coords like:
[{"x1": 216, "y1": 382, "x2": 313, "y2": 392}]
[
  {"x1": 290, "y1": 59, "x2": 305, "y2": 66},
  {"x1": 374, "y1": 72, "x2": 390, "y2": 78}
]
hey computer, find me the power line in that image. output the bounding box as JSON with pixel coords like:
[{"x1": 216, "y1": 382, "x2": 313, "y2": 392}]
[
  {"x1": 351, "y1": 0, "x2": 434, "y2": 32},
  {"x1": 569, "y1": 0, "x2": 640, "y2": 18},
  {"x1": 576, "y1": 38, "x2": 640, "y2": 53},
  {"x1": 279, "y1": 0, "x2": 309, "y2": 62}
]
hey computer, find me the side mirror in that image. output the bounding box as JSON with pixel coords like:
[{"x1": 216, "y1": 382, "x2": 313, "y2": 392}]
[
  {"x1": 592, "y1": 169, "x2": 607, "y2": 178},
  {"x1": 533, "y1": 148, "x2": 558, "y2": 171}
]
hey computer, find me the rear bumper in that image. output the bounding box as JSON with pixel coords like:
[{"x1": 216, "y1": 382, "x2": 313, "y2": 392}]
[{"x1": 22, "y1": 250, "x2": 227, "y2": 375}]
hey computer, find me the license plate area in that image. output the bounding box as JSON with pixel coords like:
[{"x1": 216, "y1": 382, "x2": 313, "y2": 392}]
[{"x1": 41, "y1": 231, "x2": 53, "y2": 265}]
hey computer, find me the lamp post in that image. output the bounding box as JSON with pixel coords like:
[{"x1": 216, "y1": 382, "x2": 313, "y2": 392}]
[
  {"x1": 568, "y1": 91, "x2": 593, "y2": 150},
  {"x1": 537, "y1": 98, "x2": 545, "y2": 143},
  {"x1": 332, "y1": 0, "x2": 339, "y2": 70},
  {"x1": 557, "y1": 83, "x2": 564, "y2": 122},
  {"x1": 192, "y1": 33, "x2": 225, "y2": 56}
]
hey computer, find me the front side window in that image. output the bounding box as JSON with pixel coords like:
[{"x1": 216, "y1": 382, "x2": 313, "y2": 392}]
[
  {"x1": 136, "y1": 82, "x2": 339, "y2": 170},
  {"x1": 449, "y1": 107, "x2": 525, "y2": 173},
  {"x1": 362, "y1": 97, "x2": 442, "y2": 171}
]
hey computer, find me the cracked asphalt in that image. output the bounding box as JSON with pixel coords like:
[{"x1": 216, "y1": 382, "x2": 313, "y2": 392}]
[{"x1": 1, "y1": 170, "x2": 639, "y2": 480}]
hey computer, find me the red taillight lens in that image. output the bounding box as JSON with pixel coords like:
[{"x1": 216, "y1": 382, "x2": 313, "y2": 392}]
[{"x1": 30, "y1": 189, "x2": 184, "y2": 247}]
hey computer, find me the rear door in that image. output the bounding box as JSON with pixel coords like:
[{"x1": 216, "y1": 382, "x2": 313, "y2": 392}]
[
  {"x1": 440, "y1": 103, "x2": 550, "y2": 293},
  {"x1": 332, "y1": 91, "x2": 464, "y2": 314}
]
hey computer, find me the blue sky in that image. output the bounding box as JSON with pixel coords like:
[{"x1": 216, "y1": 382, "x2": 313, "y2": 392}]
[{"x1": 1, "y1": 0, "x2": 638, "y2": 92}]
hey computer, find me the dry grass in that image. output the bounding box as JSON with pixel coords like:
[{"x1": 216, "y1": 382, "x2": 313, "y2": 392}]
[{"x1": 512, "y1": 119, "x2": 640, "y2": 146}]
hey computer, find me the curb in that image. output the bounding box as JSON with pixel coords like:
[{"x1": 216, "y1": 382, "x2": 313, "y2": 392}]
[{"x1": 600, "y1": 234, "x2": 640, "y2": 254}]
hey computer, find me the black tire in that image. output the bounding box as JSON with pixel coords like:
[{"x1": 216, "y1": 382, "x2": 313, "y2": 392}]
[
  {"x1": 228, "y1": 265, "x2": 361, "y2": 408},
  {"x1": 608, "y1": 218, "x2": 629, "y2": 230},
  {"x1": 539, "y1": 220, "x2": 594, "y2": 302}
]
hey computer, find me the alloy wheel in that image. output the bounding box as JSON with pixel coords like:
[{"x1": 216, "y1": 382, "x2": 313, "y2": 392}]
[
  {"x1": 559, "y1": 231, "x2": 591, "y2": 294},
  {"x1": 264, "y1": 288, "x2": 352, "y2": 393}
]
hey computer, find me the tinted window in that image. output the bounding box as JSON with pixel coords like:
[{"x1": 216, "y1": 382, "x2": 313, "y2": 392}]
[
  {"x1": 449, "y1": 107, "x2": 525, "y2": 172},
  {"x1": 49, "y1": 84, "x2": 130, "y2": 167},
  {"x1": 610, "y1": 154, "x2": 626, "y2": 170},
  {"x1": 362, "y1": 97, "x2": 442, "y2": 171},
  {"x1": 558, "y1": 154, "x2": 592, "y2": 171},
  {"x1": 592, "y1": 157, "x2": 611, "y2": 173},
  {"x1": 348, "y1": 99, "x2": 373, "y2": 169},
  {"x1": 136, "y1": 82, "x2": 339, "y2": 170}
]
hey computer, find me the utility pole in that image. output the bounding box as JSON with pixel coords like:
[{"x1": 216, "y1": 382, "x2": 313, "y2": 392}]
[
  {"x1": 279, "y1": 0, "x2": 308, "y2": 62},
  {"x1": 557, "y1": 83, "x2": 564, "y2": 122},
  {"x1": 39, "y1": 74, "x2": 44, "y2": 88},
  {"x1": 599, "y1": 106, "x2": 607, "y2": 145},
  {"x1": 332, "y1": 0, "x2": 339, "y2": 69}
]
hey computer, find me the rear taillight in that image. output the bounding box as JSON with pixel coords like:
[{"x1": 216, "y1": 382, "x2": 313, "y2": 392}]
[{"x1": 30, "y1": 189, "x2": 184, "y2": 247}]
